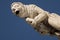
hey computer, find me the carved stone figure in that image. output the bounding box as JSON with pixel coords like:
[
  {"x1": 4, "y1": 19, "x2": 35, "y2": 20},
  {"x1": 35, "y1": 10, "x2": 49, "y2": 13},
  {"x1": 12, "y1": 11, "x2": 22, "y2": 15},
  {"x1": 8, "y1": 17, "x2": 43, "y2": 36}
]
[{"x1": 11, "y1": 2, "x2": 60, "y2": 39}]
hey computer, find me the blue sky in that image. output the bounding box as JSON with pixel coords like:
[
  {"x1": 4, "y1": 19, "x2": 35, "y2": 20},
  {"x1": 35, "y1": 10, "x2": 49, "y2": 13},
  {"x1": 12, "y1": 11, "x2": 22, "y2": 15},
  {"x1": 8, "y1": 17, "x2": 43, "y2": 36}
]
[{"x1": 0, "y1": 0, "x2": 60, "y2": 40}]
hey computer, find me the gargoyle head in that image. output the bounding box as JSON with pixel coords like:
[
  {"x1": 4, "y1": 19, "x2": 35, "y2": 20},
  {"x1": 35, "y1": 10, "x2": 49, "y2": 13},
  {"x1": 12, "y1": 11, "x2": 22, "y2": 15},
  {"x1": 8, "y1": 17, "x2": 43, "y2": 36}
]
[{"x1": 11, "y1": 2, "x2": 28, "y2": 18}]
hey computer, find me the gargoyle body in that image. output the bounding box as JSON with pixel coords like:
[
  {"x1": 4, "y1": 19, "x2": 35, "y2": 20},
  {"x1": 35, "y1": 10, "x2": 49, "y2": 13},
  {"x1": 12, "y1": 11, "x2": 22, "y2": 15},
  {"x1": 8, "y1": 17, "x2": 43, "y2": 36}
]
[{"x1": 11, "y1": 2, "x2": 60, "y2": 39}]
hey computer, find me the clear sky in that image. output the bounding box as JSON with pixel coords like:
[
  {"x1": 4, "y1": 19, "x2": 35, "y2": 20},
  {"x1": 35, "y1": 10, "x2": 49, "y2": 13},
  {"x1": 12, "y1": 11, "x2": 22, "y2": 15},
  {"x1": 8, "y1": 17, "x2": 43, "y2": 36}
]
[{"x1": 0, "y1": 0, "x2": 60, "y2": 40}]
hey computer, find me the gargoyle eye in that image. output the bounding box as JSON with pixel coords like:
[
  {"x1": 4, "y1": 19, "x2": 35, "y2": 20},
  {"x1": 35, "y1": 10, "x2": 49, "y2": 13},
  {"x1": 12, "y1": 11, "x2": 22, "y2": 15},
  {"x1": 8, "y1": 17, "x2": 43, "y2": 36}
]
[{"x1": 12, "y1": 9, "x2": 15, "y2": 11}]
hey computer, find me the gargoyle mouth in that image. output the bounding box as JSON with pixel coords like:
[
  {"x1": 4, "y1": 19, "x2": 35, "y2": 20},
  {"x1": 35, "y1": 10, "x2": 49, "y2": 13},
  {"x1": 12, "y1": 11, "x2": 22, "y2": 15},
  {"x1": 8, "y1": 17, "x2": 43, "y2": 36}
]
[{"x1": 15, "y1": 11, "x2": 19, "y2": 15}]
